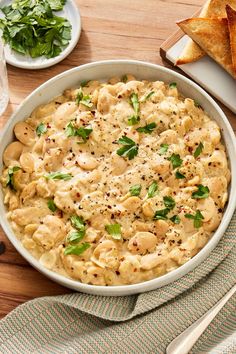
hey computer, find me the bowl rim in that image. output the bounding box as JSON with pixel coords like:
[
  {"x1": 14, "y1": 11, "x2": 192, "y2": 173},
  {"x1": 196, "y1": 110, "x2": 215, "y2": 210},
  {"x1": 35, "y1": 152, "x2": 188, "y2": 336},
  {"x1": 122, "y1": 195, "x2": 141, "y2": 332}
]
[{"x1": 1, "y1": 59, "x2": 236, "y2": 296}]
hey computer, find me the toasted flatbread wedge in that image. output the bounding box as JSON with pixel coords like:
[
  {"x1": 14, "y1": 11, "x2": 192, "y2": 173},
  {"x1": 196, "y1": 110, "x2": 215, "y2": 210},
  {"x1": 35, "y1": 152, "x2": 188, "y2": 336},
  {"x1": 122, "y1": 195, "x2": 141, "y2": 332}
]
[
  {"x1": 176, "y1": 0, "x2": 236, "y2": 65},
  {"x1": 226, "y1": 5, "x2": 236, "y2": 73},
  {"x1": 177, "y1": 18, "x2": 236, "y2": 78}
]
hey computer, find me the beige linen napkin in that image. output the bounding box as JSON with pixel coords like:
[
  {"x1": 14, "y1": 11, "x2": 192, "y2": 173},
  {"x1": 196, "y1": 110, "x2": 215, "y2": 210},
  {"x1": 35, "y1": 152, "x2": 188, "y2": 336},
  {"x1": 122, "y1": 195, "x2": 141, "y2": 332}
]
[{"x1": 0, "y1": 212, "x2": 235, "y2": 354}]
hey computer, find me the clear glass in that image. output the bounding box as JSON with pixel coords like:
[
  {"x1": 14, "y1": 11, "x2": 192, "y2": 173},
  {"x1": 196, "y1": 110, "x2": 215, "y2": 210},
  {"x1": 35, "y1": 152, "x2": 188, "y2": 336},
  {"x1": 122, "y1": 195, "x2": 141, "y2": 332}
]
[{"x1": 0, "y1": 40, "x2": 9, "y2": 116}]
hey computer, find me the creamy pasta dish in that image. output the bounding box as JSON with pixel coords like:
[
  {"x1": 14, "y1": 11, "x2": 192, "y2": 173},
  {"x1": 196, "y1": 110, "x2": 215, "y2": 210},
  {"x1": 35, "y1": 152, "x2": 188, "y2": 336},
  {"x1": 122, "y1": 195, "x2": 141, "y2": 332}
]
[{"x1": 0, "y1": 75, "x2": 230, "y2": 286}]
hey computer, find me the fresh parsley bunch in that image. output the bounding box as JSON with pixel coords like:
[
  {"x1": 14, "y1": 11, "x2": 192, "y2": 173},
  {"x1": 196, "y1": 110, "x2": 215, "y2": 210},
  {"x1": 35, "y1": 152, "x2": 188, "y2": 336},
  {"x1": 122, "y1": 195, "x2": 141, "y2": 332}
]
[{"x1": 0, "y1": 0, "x2": 72, "y2": 59}]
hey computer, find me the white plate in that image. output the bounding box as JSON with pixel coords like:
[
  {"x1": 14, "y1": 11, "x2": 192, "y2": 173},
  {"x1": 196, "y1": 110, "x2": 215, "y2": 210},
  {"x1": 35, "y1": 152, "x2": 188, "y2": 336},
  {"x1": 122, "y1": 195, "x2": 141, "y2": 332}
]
[
  {"x1": 0, "y1": 0, "x2": 81, "y2": 69},
  {"x1": 0, "y1": 60, "x2": 236, "y2": 296},
  {"x1": 166, "y1": 35, "x2": 236, "y2": 113}
]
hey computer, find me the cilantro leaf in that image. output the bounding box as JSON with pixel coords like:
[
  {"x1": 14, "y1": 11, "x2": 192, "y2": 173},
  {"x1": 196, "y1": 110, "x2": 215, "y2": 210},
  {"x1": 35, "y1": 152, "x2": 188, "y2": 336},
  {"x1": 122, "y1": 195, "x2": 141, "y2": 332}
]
[
  {"x1": 170, "y1": 215, "x2": 180, "y2": 224},
  {"x1": 70, "y1": 215, "x2": 85, "y2": 232},
  {"x1": 194, "y1": 142, "x2": 204, "y2": 158},
  {"x1": 191, "y1": 185, "x2": 209, "y2": 199},
  {"x1": 168, "y1": 154, "x2": 183, "y2": 169},
  {"x1": 175, "y1": 171, "x2": 185, "y2": 179},
  {"x1": 169, "y1": 82, "x2": 177, "y2": 88},
  {"x1": 136, "y1": 122, "x2": 157, "y2": 134},
  {"x1": 185, "y1": 210, "x2": 204, "y2": 228},
  {"x1": 159, "y1": 144, "x2": 169, "y2": 155},
  {"x1": 47, "y1": 199, "x2": 57, "y2": 212},
  {"x1": 105, "y1": 223, "x2": 122, "y2": 240},
  {"x1": 147, "y1": 181, "x2": 158, "y2": 198},
  {"x1": 116, "y1": 136, "x2": 139, "y2": 160},
  {"x1": 130, "y1": 93, "x2": 139, "y2": 116},
  {"x1": 6, "y1": 166, "x2": 21, "y2": 190},
  {"x1": 153, "y1": 208, "x2": 169, "y2": 220},
  {"x1": 45, "y1": 172, "x2": 72, "y2": 180},
  {"x1": 163, "y1": 196, "x2": 175, "y2": 210},
  {"x1": 129, "y1": 184, "x2": 142, "y2": 196},
  {"x1": 64, "y1": 243, "x2": 90, "y2": 256},
  {"x1": 36, "y1": 122, "x2": 47, "y2": 136}
]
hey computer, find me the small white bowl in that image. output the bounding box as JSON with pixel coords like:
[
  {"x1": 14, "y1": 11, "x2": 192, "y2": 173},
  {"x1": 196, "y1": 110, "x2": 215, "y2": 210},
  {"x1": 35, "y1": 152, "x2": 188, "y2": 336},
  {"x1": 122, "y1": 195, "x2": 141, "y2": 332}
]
[
  {"x1": 0, "y1": 0, "x2": 81, "y2": 69},
  {"x1": 0, "y1": 60, "x2": 236, "y2": 296}
]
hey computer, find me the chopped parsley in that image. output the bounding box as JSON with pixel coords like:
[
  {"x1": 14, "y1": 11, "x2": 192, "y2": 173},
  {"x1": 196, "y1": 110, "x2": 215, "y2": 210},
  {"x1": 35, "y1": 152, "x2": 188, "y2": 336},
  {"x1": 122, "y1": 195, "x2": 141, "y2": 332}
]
[
  {"x1": 169, "y1": 82, "x2": 177, "y2": 89},
  {"x1": 116, "y1": 136, "x2": 139, "y2": 160},
  {"x1": 127, "y1": 115, "x2": 140, "y2": 126},
  {"x1": 129, "y1": 184, "x2": 142, "y2": 196},
  {"x1": 65, "y1": 122, "x2": 93, "y2": 143},
  {"x1": 121, "y1": 74, "x2": 128, "y2": 83},
  {"x1": 80, "y1": 80, "x2": 89, "y2": 87},
  {"x1": 105, "y1": 223, "x2": 122, "y2": 240},
  {"x1": 44, "y1": 172, "x2": 72, "y2": 180},
  {"x1": 136, "y1": 122, "x2": 157, "y2": 134},
  {"x1": 140, "y1": 91, "x2": 155, "y2": 102},
  {"x1": 70, "y1": 215, "x2": 85, "y2": 233},
  {"x1": 47, "y1": 199, "x2": 57, "y2": 212},
  {"x1": 170, "y1": 215, "x2": 181, "y2": 224},
  {"x1": 153, "y1": 208, "x2": 169, "y2": 220},
  {"x1": 0, "y1": 0, "x2": 71, "y2": 59},
  {"x1": 147, "y1": 181, "x2": 158, "y2": 198},
  {"x1": 194, "y1": 142, "x2": 204, "y2": 158},
  {"x1": 194, "y1": 100, "x2": 202, "y2": 108},
  {"x1": 64, "y1": 243, "x2": 90, "y2": 256},
  {"x1": 168, "y1": 153, "x2": 183, "y2": 169},
  {"x1": 6, "y1": 166, "x2": 21, "y2": 190},
  {"x1": 191, "y1": 185, "x2": 209, "y2": 199},
  {"x1": 175, "y1": 170, "x2": 185, "y2": 179},
  {"x1": 130, "y1": 93, "x2": 139, "y2": 116},
  {"x1": 163, "y1": 196, "x2": 175, "y2": 210},
  {"x1": 67, "y1": 230, "x2": 85, "y2": 244},
  {"x1": 76, "y1": 88, "x2": 93, "y2": 108},
  {"x1": 185, "y1": 210, "x2": 204, "y2": 228},
  {"x1": 36, "y1": 123, "x2": 47, "y2": 136},
  {"x1": 159, "y1": 144, "x2": 169, "y2": 155}
]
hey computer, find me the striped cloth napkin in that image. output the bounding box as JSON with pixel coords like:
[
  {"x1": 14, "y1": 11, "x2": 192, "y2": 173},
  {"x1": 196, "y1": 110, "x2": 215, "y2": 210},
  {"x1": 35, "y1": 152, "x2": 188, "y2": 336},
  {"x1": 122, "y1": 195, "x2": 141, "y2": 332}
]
[{"x1": 0, "y1": 214, "x2": 236, "y2": 354}]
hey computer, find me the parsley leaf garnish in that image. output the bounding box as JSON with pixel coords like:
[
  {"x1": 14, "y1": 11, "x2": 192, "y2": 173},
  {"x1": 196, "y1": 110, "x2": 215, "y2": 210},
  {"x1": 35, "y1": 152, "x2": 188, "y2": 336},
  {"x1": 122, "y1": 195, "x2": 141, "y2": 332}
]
[
  {"x1": 147, "y1": 181, "x2": 158, "y2": 198},
  {"x1": 64, "y1": 243, "x2": 90, "y2": 256},
  {"x1": 136, "y1": 122, "x2": 157, "y2": 134},
  {"x1": 194, "y1": 142, "x2": 204, "y2": 158},
  {"x1": 116, "y1": 136, "x2": 139, "y2": 160},
  {"x1": 159, "y1": 144, "x2": 169, "y2": 155},
  {"x1": 36, "y1": 123, "x2": 47, "y2": 136},
  {"x1": 140, "y1": 91, "x2": 155, "y2": 102},
  {"x1": 80, "y1": 80, "x2": 89, "y2": 87},
  {"x1": 191, "y1": 185, "x2": 209, "y2": 199},
  {"x1": 67, "y1": 230, "x2": 85, "y2": 244},
  {"x1": 194, "y1": 100, "x2": 202, "y2": 108},
  {"x1": 70, "y1": 215, "x2": 85, "y2": 232},
  {"x1": 168, "y1": 154, "x2": 183, "y2": 169},
  {"x1": 105, "y1": 223, "x2": 122, "y2": 240},
  {"x1": 163, "y1": 196, "x2": 175, "y2": 210},
  {"x1": 65, "y1": 122, "x2": 93, "y2": 143},
  {"x1": 153, "y1": 208, "x2": 169, "y2": 220},
  {"x1": 169, "y1": 82, "x2": 177, "y2": 88},
  {"x1": 6, "y1": 166, "x2": 21, "y2": 190},
  {"x1": 45, "y1": 172, "x2": 72, "y2": 180},
  {"x1": 170, "y1": 215, "x2": 181, "y2": 224},
  {"x1": 127, "y1": 115, "x2": 140, "y2": 126},
  {"x1": 121, "y1": 74, "x2": 128, "y2": 83},
  {"x1": 129, "y1": 184, "x2": 142, "y2": 196},
  {"x1": 185, "y1": 210, "x2": 204, "y2": 228},
  {"x1": 47, "y1": 199, "x2": 57, "y2": 212},
  {"x1": 175, "y1": 171, "x2": 185, "y2": 179},
  {"x1": 130, "y1": 93, "x2": 139, "y2": 116},
  {"x1": 0, "y1": 0, "x2": 71, "y2": 59},
  {"x1": 76, "y1": 88, "x2": 93, "y2": 108}
]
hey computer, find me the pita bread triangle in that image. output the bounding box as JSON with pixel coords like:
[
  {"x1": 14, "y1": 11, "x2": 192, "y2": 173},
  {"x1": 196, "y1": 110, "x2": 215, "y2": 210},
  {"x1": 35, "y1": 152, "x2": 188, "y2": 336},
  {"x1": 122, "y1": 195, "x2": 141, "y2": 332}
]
[
  {"x1": 177, "y1": 17, "x2": 236, "y2": 79},
  {"x1": 226, "y1": 5, "x2": 236, "y2": 73}
]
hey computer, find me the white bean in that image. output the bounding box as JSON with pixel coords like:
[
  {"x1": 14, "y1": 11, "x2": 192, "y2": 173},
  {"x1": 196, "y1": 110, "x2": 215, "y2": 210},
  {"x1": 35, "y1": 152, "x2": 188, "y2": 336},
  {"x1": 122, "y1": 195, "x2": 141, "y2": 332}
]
[
  {"x1": 14, "y1": 122, "x2": 35, "y2": 146},
  {"x1": 3, "y1": 141, "x2": 24, "y2": 166}
]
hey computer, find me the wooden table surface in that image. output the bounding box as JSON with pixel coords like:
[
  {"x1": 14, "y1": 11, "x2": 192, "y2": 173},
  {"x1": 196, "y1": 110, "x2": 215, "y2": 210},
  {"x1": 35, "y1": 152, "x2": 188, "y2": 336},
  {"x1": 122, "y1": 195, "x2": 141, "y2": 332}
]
[{"x1": 0, "y1": 0, "x2": 235, "y2": 319}]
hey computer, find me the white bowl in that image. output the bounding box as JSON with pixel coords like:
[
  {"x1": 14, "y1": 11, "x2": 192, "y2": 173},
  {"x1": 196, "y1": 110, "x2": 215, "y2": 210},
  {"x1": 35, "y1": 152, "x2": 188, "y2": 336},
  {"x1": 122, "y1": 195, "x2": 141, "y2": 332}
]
[{"x1": 1, "y1": 60, "x2": 236, "y2": 296}]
